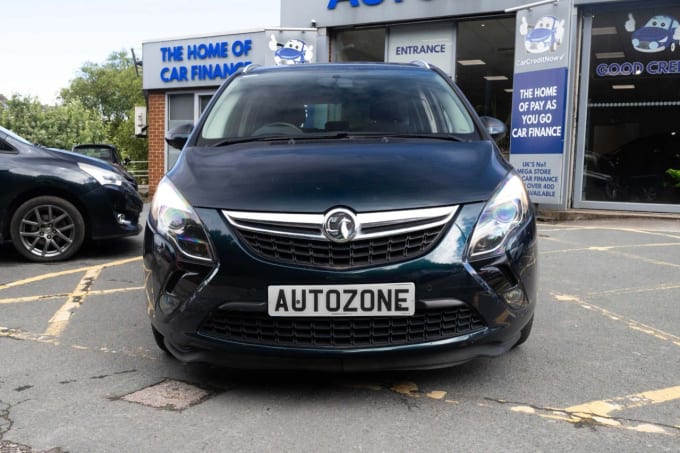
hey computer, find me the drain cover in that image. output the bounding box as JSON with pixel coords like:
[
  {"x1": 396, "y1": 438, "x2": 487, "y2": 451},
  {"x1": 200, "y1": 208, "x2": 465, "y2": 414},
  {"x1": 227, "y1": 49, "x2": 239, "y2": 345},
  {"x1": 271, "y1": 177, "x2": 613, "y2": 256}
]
[{"x1": 121, "y1": 379, "x2": 213, "y2": 411}]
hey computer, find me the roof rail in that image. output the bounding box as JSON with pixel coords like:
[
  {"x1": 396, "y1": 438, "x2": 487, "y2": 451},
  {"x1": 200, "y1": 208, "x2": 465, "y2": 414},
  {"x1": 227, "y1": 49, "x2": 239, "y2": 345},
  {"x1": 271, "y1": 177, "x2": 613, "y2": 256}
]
[
  {"x1": 410, "y1": 60, "x2": 431, "y2": 69},
  {"x1": 243, "y1": 63, "x2": 262, "y2": 74}
]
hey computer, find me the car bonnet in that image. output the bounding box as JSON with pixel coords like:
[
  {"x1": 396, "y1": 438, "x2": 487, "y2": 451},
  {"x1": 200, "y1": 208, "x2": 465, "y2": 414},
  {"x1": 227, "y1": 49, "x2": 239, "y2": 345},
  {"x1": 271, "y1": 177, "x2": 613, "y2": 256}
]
[{"x1": 168, "y1": 139, "x2": 511, "y2": 213}]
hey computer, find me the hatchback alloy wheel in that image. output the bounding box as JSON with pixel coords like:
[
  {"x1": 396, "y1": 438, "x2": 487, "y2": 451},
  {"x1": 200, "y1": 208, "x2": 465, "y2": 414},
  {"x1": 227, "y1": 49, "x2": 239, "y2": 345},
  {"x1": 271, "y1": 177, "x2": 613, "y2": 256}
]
[{"x1": 10, "y1": 196, "x2": 85, "y2": 262}]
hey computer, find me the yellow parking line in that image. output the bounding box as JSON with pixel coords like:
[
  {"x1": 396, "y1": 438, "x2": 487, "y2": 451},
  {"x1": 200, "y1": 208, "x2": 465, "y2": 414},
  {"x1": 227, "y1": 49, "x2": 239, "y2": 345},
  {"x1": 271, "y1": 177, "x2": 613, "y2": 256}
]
[
  {"x1": 44, "y1": 267, "x2": 102, "y2": 337},
  {"x1": 541, "y1": 242, "x2": 680, "y2": 256},
  {"x1": 0, "y1": 286, "x2": 144, "y2": 305},
  {"x1": 0, "y1": 256, "x2": 142, "y2": 291},
  {"x1": 565, "y1": 386, "x2": 680, "y2": 418},
  {"x1": 0, "y1": 326, "x2": 158, "y2": 360},
  {"x1": 554, "y1": 293, "x2": 680, "y2": 347},
  {"x1": 507, "y1": 385, "x2": 680, "y2": 435},
  {"x1": 0, "y1": 293, "x2": 69, "y2": 304}
]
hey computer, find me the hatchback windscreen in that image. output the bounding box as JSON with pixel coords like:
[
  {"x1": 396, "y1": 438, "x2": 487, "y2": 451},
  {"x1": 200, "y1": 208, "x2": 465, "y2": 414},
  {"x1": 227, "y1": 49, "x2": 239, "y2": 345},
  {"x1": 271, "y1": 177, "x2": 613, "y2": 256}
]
[{"x1": 198, "y1": 67, "x2": 479, "y2": 146}]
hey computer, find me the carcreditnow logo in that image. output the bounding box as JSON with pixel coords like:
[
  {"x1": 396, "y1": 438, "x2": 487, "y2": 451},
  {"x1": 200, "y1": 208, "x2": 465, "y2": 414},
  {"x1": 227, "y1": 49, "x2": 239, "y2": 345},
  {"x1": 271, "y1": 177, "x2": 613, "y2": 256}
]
[{"x1": 327, "y1": 0, "x2": 432, "y2": 10}]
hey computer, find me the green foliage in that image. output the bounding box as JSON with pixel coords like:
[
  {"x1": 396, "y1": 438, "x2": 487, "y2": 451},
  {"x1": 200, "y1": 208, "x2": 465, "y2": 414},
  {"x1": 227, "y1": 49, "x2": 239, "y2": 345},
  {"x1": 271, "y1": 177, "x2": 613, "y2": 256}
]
[
  {"x1": 1, "y1": 50, "x2": 147, "y2": 161},
  {"x1": 666, "y1": 168, "x2": 680, "y2": 188},
  {"x1": 0, "y1": 95, "x2": 107, "y2": 149},
  {"x1": 60, "y1": 50, "x2": 147, "y2": 161}
]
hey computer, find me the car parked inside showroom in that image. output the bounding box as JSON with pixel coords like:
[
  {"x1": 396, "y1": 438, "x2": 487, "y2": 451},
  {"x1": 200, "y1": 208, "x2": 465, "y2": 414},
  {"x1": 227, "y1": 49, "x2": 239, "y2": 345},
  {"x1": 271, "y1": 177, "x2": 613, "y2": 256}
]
[
  {"x1": 71, "y1": 143, "x2": 138, "y2": 189},
  {"x1": 0, "y1": 126, "x2": 143, "y2": 262},
  {"x1": 144, "y1": 62, "x2": 537, "y2": 371}
]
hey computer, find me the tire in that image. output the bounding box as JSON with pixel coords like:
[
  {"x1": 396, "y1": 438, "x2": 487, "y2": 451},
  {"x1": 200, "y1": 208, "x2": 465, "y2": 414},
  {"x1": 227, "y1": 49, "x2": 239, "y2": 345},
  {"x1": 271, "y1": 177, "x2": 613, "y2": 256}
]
[
  {"x1": 151, "y1": 325, "x2": 169, "y2": 353},
  {"x1": 513, "y1": 315, "x2": 534, "y2": 348},
  {"x1": 10, "y1": 196, "x2": 85, "y2": 262}
]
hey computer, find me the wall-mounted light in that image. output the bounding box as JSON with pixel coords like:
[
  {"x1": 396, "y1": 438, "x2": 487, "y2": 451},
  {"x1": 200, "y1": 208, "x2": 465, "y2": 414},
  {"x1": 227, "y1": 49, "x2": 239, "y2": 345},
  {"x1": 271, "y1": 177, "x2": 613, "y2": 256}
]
[
  {"x1": 595, "y1": 51, "x2": 626, "y2": 59},
  {"x1": 484, "y1": 75, "x2": 509, "y2": 81},
  {"x1": 612, "y1": 84, "x2": 635, "y2": 90},
  {"x1": 592, "y1": 27, "x2": 618, "y2": 36},
  {"x1": 458, "y1": 59, "x2": 486, "y2": 66}
]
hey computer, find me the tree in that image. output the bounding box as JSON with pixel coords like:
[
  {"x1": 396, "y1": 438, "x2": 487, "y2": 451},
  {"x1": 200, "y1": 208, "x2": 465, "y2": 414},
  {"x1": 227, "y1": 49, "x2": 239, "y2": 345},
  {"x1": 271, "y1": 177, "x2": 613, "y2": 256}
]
[
  {"x1": 0, "y1": 95, "x2": 107, "y2": 149},
  {"x1": 60, "y1": 50, "x2": 147, "y2": 161}
]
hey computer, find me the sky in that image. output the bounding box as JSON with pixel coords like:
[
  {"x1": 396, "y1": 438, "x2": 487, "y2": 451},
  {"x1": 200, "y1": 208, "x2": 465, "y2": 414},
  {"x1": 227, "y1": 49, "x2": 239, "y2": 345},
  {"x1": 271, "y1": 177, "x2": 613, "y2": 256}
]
[{"x1": 0, "y1": 0, "x2": 281, "y2": 104}]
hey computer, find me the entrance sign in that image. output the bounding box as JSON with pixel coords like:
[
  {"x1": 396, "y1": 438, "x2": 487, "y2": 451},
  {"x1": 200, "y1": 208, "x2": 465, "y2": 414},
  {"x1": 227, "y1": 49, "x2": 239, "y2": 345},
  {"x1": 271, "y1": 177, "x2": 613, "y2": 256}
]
[{"x1": 510, "y1": 2, "x2": 573, "y2": 205}]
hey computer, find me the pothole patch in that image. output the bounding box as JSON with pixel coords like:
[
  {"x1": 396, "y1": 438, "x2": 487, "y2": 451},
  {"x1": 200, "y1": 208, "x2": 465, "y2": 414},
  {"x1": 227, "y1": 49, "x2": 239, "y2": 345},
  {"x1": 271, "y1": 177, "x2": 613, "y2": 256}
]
[{"x1": 120, "y1": 379, "x2": 214, "y2": 411}]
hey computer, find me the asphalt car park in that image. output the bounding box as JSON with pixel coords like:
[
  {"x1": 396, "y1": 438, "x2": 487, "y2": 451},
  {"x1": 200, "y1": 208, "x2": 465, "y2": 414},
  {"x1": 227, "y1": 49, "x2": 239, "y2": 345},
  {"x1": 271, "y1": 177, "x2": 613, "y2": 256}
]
[{"x1": 1, "y1": 212, "x2": 679, "y2": 452}]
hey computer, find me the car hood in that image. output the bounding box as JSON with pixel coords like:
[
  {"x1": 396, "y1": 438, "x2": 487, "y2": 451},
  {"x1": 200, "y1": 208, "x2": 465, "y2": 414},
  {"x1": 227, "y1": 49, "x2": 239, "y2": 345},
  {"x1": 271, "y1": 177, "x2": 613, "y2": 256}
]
[{"x1": 169, "y1": 139, "x2": 511, "y2": 213}]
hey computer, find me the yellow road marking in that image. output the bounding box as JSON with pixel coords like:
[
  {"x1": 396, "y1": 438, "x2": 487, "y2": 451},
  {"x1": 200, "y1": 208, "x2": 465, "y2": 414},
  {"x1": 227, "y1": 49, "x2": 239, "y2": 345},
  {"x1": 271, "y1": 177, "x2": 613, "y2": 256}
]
[
  {"x1": 0, "y1": 326, "x2": 158, "y2": 360},
  {"x1": 0, "y1": 286, "x2": 143, "y2": 305},
  {"x1": 44, "y1": 267, "x2": 102, "y2": 337},
  {"x1": 541, "y1": 242, "x2": 680, "y2": 255},
  {"x1": 0, "y1": 256, "x2": 142, "y2": 291},
  {"x1": 507, "y1": 385, "x2": 680, "y2": 435},
  {"x1": 554, "y1": 293, "x2": 680, "y2": 347},
  {"x1": 588, "y1": 283, "x2": 680, "y2": 297},
  {"x1": 565, "y1": 386, "x2": 680, "y2": 418},
  {"x1": 0, "y1": 293, "x2": 68, "y2": 304}
]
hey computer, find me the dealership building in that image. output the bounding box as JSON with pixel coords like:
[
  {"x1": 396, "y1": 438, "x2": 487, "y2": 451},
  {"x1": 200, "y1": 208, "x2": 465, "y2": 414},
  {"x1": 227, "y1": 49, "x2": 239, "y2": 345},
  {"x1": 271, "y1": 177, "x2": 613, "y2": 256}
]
[{"x1": 142, "y1": 0, "x2": 680, "y2": 214}]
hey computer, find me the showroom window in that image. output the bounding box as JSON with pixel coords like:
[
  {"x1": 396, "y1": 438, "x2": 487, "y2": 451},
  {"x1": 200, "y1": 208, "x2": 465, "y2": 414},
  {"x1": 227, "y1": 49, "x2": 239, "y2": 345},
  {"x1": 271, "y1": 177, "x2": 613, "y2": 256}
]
[
  {"x1": 166, "y1": 92, "x2": 214, "y2": 171},
  {"x1": 333, "y1": 28, "x2": 386, "y2": 62},
  {"x1": 456, "y1": 17, "x2": 516, "y2": 157},
  {"x1": 582, "y1": 4, "x2": 680, "y2": 205}
]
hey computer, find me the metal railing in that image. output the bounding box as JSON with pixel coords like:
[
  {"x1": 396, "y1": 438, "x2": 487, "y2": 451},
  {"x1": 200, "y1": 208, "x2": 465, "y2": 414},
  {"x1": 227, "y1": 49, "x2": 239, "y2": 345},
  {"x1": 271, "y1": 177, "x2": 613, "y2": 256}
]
[
  {"x1": 127, "y1": 160, "x2": 149, "y2": 197},
  {"x1": 127, "y1": 160, "x2": 149, "y2": 185}
]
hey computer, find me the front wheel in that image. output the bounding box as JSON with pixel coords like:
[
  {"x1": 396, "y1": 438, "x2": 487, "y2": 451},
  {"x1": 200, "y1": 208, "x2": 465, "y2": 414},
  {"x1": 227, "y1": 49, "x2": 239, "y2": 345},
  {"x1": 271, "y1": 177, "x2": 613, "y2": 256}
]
[{"x1": 10, "y1": 196, "x2": 85, "y2": 262}]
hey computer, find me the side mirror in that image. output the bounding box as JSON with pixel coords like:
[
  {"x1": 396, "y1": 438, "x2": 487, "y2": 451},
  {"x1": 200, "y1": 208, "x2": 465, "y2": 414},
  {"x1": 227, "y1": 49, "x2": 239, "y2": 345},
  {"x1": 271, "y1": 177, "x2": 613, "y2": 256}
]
[
  {"x1": 165, "y1": 123, "x2": 194, "y2": 149},
  {"x1": 123, "y1": 157, "x2": 131, "y2": 166},
  {"x1": 479, "y1": 116, "x2": 507, "y2": 142}
]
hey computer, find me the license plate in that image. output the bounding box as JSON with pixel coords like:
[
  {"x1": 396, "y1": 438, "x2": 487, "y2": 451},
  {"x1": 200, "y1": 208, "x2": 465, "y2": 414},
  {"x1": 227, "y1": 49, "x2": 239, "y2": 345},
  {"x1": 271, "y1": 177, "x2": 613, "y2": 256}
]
[{"x1": 267, "y1": 283, "x2": 415, "y2": 317}]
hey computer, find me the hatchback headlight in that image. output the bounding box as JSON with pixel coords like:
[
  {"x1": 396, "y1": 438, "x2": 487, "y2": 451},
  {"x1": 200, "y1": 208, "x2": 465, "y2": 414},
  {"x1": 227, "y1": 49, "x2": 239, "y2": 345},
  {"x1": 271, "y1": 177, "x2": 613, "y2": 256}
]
[
  {"x1": 468, "y1": 174, "x2": 530, "y2": 259},
  {"x1": 78, "y1": 163, "x2": 124, "y2": 186},
  {"x1": 149, "y1": 178, "x2": 214, "y2": 262}
]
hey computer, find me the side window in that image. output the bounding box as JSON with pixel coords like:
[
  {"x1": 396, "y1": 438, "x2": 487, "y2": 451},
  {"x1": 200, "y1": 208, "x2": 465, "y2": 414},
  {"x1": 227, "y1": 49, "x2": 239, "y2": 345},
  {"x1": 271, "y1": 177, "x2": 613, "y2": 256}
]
[{"x1": 0, "y1": 138, "x2": 16, "y2": 152}]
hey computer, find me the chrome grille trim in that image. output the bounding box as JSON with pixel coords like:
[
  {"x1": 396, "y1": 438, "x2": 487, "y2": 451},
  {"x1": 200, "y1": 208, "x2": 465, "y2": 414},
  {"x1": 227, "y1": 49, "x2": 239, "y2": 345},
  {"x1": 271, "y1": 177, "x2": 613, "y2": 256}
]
[{"x1": 222, "y1": 206, "x2": 458, "y2": 242}]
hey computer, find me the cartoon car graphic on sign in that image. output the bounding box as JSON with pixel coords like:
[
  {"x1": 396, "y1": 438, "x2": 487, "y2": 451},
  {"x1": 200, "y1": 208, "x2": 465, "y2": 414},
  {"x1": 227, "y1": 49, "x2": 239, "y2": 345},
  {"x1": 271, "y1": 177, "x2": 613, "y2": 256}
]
[
  {"x1": 625, "y1": 13, "x2": 680, "y2": 53},
  {"x1": 520, "y1": 15, "x2": 565, "y2": 54},
  {"x1": 269, "y1": 35, "x2": 314, "y2": 65}
]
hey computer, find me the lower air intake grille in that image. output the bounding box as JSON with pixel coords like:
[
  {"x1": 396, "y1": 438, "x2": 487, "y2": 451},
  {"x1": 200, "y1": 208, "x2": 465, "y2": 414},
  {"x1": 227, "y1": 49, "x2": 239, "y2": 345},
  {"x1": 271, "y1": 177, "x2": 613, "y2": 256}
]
[{"x1": 198, "y1": 307, "x2": 486, "y2": 349}]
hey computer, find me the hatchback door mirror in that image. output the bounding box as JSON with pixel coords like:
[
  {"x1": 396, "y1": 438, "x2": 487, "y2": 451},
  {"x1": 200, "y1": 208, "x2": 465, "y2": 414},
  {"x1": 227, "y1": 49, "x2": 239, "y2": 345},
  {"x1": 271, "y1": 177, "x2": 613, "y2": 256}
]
[
  {"x1": 165, "y1": 123, "x2": 194, "y2": 149},
  {"x1": 479, "y1": 116, "x2": 507, "y2": 142}
]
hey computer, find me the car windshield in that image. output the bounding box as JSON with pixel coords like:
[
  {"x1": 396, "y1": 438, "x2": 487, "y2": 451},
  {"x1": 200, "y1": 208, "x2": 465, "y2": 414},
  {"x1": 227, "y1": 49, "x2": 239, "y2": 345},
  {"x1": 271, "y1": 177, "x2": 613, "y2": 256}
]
[{"x1": 197, "y1": 66, "x2": 479, "y2": 146}]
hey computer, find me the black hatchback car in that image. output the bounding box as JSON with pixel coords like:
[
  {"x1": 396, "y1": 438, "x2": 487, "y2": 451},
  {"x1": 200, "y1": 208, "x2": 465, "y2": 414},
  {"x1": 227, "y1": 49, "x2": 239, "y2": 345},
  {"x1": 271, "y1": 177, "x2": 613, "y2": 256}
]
[
  {"x1": 0, "y1": 126, "x2": 143, "y2": 262},
  {"x1": 144, "y1": 63, "x2": 537, "y2": 371}
]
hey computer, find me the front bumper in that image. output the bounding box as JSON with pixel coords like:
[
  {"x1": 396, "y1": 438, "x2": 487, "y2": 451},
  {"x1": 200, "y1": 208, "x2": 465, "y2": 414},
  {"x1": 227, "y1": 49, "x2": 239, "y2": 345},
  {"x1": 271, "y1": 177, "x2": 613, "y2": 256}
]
[
  {"x1": 143, "y1": 203, "x2": 537, "y2": 371},
  {"x1": 84, "y1": 182, "x2": 143, "y2": 239}
]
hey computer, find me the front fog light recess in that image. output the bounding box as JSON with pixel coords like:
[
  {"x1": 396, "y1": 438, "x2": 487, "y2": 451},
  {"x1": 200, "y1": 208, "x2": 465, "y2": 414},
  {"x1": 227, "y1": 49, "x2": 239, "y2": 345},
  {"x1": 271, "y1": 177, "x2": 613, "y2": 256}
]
[
  {"x1": 469, "y1": 174, "x2": 529, "y2": 259},
  {"x1": 150, "y1": 178, "x2": 214, "y2": 262}
]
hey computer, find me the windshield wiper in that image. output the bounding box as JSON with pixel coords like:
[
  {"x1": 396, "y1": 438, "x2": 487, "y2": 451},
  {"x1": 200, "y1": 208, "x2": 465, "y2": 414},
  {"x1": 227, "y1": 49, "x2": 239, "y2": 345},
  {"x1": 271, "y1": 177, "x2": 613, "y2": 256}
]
[
  {"x1": 376, "y1": 133, "x2": 470, "y2": 142},
  {"x1": 212, "y1": 135, "x2": 294, "y2": 147},
  {"x1": 212, "y1": 132, "x2": 351, "y2": 147}
]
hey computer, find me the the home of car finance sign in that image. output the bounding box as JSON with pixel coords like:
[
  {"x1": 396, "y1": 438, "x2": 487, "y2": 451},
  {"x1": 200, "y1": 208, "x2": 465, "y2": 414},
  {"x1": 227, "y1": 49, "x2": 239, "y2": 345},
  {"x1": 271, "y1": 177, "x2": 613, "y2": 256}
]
[{"x1": 509, "y1": 3, "x2": 573, "y2": 205}]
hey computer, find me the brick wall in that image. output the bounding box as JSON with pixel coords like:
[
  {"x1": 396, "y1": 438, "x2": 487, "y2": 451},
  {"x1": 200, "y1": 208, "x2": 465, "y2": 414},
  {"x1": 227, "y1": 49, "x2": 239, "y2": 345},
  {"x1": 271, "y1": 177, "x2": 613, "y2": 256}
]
[{"x1": 147, "y1": 92, "x2": 166, "y2": 197}]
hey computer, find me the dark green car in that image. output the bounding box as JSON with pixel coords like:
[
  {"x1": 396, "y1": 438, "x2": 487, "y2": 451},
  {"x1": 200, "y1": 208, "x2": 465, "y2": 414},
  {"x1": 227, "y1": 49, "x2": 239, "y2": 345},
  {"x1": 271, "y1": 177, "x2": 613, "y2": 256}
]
[
  {"x1": 0, "y1": 126, "x2": 142, "y2": 262},
  {"x1": 144, "y1": 63, "x2": 537, "y2": 371}
]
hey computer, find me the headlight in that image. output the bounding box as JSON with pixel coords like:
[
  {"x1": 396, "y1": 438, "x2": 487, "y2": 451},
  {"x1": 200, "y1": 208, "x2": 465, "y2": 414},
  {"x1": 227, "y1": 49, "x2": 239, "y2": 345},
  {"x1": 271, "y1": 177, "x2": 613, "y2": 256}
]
[
  {"x1": 468, "y1": 174, "x2": 530, "y2": 259},
  {"x1": 78, "y1": 163, "x2": 124, "y2": 186},
  {"x1": 149, "y1": 178, "x2": 214, "y2": 262}
]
